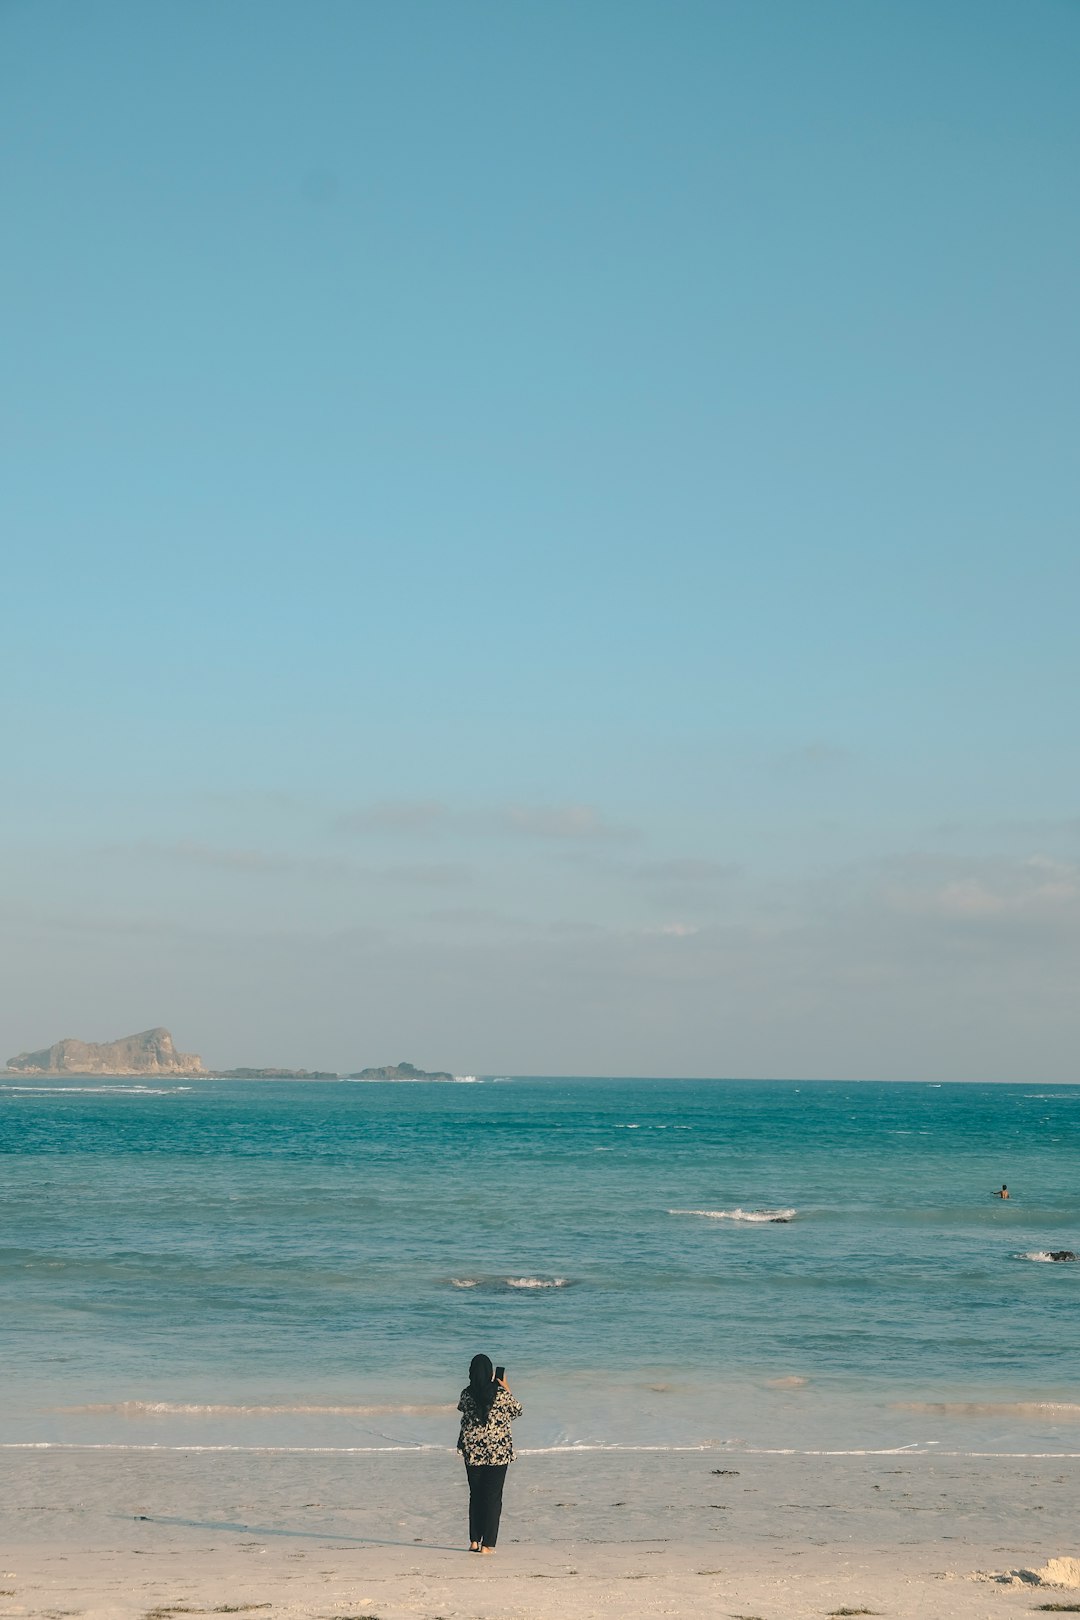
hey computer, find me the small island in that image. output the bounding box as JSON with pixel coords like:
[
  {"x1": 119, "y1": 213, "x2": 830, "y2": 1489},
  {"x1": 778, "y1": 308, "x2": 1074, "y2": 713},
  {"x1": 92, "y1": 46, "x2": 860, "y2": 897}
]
[
  {"x1": 211, "y1": 1067, "x2": 340, "y2": 1080},
  {"x1": 348, "y1": 1060, "x2": 456, "y2": 1081}
]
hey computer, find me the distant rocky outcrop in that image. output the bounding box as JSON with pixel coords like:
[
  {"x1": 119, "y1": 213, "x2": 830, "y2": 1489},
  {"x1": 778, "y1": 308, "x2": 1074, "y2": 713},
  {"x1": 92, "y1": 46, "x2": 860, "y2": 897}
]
[
  {"x1": 348, "y1": 1060, "x2": 455, "y2": 1081},
  {"x1": 213, "y1": 1067, "x2": 339, "y2": 1080},
  {"x1": 5, "y1": 1027, "x2": 205, "y2": 1077}
]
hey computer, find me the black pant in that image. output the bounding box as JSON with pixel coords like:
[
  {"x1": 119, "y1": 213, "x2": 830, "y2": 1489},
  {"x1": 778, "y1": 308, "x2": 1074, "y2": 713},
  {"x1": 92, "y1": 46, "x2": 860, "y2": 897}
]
[{"x1": 465, "y1": 1461, "x2": 508, "y2": 1546}]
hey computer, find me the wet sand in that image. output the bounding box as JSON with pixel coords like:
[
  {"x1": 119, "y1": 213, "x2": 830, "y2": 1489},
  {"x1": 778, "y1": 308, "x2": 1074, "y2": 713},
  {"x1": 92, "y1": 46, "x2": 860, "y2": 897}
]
[{"x1": 0, "y1": 1446, "x2": 1077, "y2": 1618}]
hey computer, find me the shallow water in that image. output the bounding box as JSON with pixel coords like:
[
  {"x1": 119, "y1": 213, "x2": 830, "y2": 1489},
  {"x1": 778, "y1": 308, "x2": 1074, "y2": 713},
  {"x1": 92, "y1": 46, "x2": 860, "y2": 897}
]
[{"x1": 1, "y1": 1077, "x2": 1077, "y2": 1454}]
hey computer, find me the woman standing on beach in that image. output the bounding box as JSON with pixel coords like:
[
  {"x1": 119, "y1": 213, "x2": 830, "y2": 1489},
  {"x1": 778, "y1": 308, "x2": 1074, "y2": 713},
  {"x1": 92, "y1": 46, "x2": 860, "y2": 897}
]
[{"x1": 457, "y1": 1353, "x2": 523, "y2": 1553}]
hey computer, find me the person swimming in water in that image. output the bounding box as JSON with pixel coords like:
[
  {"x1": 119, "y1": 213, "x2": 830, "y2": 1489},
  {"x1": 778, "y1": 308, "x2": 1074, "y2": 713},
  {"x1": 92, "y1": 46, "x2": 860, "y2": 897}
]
[{"x1": 994, "y1": 1184, "x2": 1009, "y2": 1198}]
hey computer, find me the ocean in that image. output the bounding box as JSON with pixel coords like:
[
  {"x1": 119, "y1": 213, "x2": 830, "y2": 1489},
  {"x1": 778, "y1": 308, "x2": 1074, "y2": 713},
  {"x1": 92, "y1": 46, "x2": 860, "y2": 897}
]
[{"x1": 1, "y1": 1076, "x2": 1077, "y2": 1458}]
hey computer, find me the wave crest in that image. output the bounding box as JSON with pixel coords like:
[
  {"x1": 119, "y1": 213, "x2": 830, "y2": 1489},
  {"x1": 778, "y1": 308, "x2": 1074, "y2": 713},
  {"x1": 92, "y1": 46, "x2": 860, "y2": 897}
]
[
  {"x1": 669, "y1": 1207, "x2": 796, "y2": 1224},
  {"x1": 451, "y1": 1276, "x2": 570, "y2": 1290},
  {"x1": 0, "y1": 1084, "x2": 191, "y2": 1096}
]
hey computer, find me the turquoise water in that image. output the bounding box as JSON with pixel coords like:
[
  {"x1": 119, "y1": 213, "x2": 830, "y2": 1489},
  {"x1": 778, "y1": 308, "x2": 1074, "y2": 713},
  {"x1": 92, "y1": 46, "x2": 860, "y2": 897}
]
[{"x1": 1, "y1": 1077, "x2": 1077, "y2": 1455}]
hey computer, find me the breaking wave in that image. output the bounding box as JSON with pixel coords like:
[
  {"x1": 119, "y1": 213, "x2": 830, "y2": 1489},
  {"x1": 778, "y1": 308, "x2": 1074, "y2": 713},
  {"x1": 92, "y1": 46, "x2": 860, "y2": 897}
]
[
  {"x1": 669, "y1": 1207, "x2": 797, "y2": 1224},
  {"x1": 1018, "y1": 1250, "x2": 1078, "y2": 1263},
  {"x1": 451, "y1": 1276, "x2": 570, "y2": 1290},
  {"x1": 0, "y1": 1084, "x2": 192, "y2": 1096}
]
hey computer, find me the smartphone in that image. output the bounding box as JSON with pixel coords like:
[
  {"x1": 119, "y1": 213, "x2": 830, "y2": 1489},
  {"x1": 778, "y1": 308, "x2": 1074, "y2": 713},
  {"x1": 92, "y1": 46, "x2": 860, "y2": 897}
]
[{"x1": 494, "y1": 1365, "x2": 506, "y2": 1383}]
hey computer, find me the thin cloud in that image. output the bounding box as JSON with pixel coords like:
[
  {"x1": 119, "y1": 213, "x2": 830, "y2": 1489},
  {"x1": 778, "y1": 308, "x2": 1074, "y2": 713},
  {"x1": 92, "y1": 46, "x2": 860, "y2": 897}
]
[
  {"x1": 0, "y1": 900, "x2": 225, "y2": 943},
  {"x1": 116, "y1": 842, "x2": 471, "y2": 889},
  {"x1": 771, "y1": 741, "x2": 857, "y2": 774},
  {"x1": 123, "y1": 841, "x2": 360, "y2": 881},
  {"x1": 197, "y1": 790, "x2": 312, "y2": 814},
  {"x1": 932, "y1": 815, "x2": 1080, "y2": 847},
  {"x1": 498, "y1": 803, "x2": 635, "y2": 841},
  {"x1": 379, "y1": 863, "x2": 471, "y2": 887},
  {"x1": 336, "y1": 800, "x2": 449, "y2": 835},
  {"x1": 861, "y1": 852, "x2": 1080, "y2": 934},
  {"x1": 335, "y1": 799, "x2": 637, "y2": 842},
  {"x1": 422, "y1": 906, "x2": 527, "y2": 930},
  {"x1": 634, "y1": 858, "x2": 738, "y2": 884}
]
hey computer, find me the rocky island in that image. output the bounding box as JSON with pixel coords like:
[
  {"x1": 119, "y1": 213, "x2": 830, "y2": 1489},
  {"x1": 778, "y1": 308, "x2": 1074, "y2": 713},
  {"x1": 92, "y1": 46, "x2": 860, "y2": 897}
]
[
  {"x1": 348, "y1": 1060, "x2": 456, "y2": 1081},
  {"x1": 5, "y1": 1027, "x2": 205, "y2": 1077},
  {"x1": 212, "y1": 1066, "x2": 339, "y2": 1080},
  {"x1": 5, "y1": 1031, "x2": 459, "y2": 1083}
]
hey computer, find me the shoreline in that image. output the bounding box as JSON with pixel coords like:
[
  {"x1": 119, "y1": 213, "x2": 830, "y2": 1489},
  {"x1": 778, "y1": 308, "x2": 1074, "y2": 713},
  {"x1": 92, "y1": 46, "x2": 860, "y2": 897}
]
[
  {"x1": 1, "y1": 1444, "x2": 1077, "y2": 1618},
  {"x1": 5, "y1": 1441, "x2": 1080, "y2": 1456}
]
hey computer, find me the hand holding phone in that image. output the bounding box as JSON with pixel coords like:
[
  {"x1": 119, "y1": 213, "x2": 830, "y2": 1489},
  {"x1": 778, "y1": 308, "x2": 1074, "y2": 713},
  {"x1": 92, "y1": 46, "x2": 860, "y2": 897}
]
[{"x1": 494, "y1": 1364, "x2": 506, "y2": 1385}]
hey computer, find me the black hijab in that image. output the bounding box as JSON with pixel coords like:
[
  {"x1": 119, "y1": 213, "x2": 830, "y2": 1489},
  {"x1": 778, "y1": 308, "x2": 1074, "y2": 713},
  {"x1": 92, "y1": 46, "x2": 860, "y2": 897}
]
[{"x1": 467, "y1": 1353, "x2": 497, "y2": 1420}]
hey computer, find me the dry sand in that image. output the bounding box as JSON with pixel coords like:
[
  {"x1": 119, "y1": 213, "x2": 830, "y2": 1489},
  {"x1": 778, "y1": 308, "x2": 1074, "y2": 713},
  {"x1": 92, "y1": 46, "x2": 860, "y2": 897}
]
[{"x1": 0, "y1": 1445, "x2": 1077, "y2": 1619}]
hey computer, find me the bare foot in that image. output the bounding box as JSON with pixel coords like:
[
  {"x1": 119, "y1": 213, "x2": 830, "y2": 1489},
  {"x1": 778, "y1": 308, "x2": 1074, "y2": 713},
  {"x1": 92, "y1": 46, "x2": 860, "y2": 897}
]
[
  {"x1": 469, "y1": 1541, "x2": 480, "y2": 1552},
  {"x1": 480, "y1": 1545, "x2": 496, "y2": 1555}
]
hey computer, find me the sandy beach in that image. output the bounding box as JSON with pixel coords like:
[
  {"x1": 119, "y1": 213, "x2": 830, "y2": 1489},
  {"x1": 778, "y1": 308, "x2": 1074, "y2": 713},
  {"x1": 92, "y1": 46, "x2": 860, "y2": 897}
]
[{"x1": 1, "y1": 1446, "x2": 1077, "y2": 1620}]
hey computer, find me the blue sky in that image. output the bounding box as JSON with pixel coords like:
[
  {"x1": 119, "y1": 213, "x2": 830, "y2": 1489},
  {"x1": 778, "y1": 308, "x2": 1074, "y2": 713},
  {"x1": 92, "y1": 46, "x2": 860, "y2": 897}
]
[{"x1": 3, "y1": 0, "x2": 1079, "y2": 1078}]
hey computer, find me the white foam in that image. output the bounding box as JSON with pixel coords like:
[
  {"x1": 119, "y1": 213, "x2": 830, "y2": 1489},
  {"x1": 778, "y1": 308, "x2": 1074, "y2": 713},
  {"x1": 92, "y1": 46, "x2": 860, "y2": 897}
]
[
  {"x1": 669, "y1": 1207, "x2": 797, "y2": 1224},
  {"x1": 450, "y1": 1275, "x2": 570, "y2": 1289},
  {"x1": 0, "y1": 1084, "x2": 191, "y2": 1096},
  {"x1": 1019, "y1": 1251, "x2": 1078, "y2": 1263}
]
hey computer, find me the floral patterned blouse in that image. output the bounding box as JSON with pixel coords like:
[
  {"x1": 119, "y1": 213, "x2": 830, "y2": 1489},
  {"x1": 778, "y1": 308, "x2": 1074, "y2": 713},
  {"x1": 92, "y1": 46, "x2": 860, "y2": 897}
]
[{"x1": 457, "y1": 1385, "x2": 524, "y2": 1466}]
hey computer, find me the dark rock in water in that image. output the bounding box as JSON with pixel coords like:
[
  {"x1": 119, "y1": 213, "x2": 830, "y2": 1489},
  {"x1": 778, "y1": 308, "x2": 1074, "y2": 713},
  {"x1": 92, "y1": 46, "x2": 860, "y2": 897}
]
[
  {"x1": 215, "y1": 1068, "x2": 339, "y2": 1079},
  {"x1": 1048, "y1": 1250, "x2": 1077, "y2": 1262}
]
